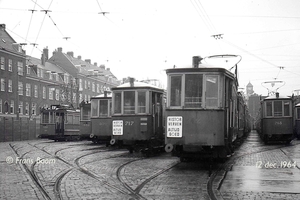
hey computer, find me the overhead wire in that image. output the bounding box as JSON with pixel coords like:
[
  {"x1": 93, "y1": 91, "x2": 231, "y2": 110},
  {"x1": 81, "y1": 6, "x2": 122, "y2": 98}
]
[{"x1": 25, "y1": 0, "x2": 38, "y2": 43}]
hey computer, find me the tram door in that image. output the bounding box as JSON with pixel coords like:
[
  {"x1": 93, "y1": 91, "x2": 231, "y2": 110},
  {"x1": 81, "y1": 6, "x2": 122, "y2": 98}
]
[
  {"x1": 55, "y1": 112, "x2": 65, "y2": 136},
  {"x1": 152, "y1": 92, "x2": 163, "y2": 136}
]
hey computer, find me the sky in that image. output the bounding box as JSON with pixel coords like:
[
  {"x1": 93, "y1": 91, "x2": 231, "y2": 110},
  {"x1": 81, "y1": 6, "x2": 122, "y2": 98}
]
[{"x1": 1, "y1": 0, "x2": 300, "y2": 96}]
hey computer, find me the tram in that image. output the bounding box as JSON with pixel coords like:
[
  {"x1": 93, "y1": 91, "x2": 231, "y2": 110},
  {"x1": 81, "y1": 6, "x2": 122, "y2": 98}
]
[
  {"x1": 40, "y1": 105, "x2": 80, "y2": 141},
  {"x1": 111, "y1": 78, "x2": 165, "y2": 154},
  {"x1": 259, "y1": 93, "x2": 294, "y2": 144},
  {"x1": 89, "y1": 91, "x2": 113, "y2": 145},
  {"x1": 164, "y1": 55, "x2": 243, "y2": 160}
]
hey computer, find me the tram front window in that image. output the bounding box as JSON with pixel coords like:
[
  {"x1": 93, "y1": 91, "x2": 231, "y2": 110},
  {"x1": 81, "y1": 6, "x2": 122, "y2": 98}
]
[
  {"x1": 124, "y1": 91, "x2": 135, "y2": 114},
  {"x1": 114, "y1": 92, "x2": 121, "y2": 114},
  {"x1": 99, "y1": 100, "x2": 108, "y2": 117},
  {"x1": 185, "y1": 74, "x2": 203, "y2": 108},
  {"x1": 266, "y1": 102, "x2": 272, "y2": 117},
  {"x1": 138, "y1": 91, "x2": 146, "y2": 113},
  {"x1": 205, "y1": 75, "x2": 219, "y2": 107},
  {"x1": 283, "y1": 101, "x2": 290, "y2": 116},
  {"x1": 170, "y1": 76, "x2": 181, "y2": 107},
  {"x1": 274, "y1": 101, "x2": 282, "y2": 116},
  {"x1": 91, "y1": 100, "x2": 98, "y2": 117}
]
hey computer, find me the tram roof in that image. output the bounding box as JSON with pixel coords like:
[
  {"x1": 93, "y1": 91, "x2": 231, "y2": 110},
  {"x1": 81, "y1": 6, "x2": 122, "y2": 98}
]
[
  {"x1": 295, "y1": 103, "x2": 300, "y2": 107},
  {"x1": 263, "y1": 94, "x2": 292, "y2": 100},
  {"x1": 166, "y1": 65, "x2": 235, "y2": 77},
  {"x1": 112, "y1": 81, "x2": 164, "y2": 92},
  {"x1": 91, "y1": 92, "x2": 112, "y2": 99}
]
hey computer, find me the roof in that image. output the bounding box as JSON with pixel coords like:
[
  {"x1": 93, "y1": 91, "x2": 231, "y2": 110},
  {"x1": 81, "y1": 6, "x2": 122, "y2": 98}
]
[
  {"x1": 246, "y1": 82, "x2": 253, "y2": 87},
  {"x1": 112, "y1": 81, "x2": 164, "y2": 92},
  {"x1": 0, "y1": 24, "x2": 25, "y2": 56},
  {"x1": 91, "y1": 92, "x2": 112, "y2": 99},
  {"x1": 27, "y1": 56, "x2": 66, "y2": 74},
  {"x1": 263, "y1": 94, "x2": 292, "y2": 100}
]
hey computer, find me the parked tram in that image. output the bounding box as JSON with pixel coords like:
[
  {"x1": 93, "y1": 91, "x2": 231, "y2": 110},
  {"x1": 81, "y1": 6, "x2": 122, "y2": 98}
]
[
  {"x1": 89, "y1": 91, "x2": 113, "y2": 145},
  {"x1": 164, "y1": 55, "x2": 242, "y2": 160},
  {"x1": 111, "y1": 79, "x2": 165, "y2": 154},
  {"x1": 79, "y1": 101, "x2": 91, "y2": 140},
  {"x1": 40, "y1": 105, "x2": 80, "y2": 141},
  {"x1": 259, "y1": 93, "x2": 294, "y2": 144}
]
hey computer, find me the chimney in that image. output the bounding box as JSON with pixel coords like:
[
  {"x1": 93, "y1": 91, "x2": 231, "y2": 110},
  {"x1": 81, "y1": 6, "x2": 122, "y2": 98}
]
[
  {"x1": 192, "y1": 56, "x2": 202, "y2": 68},
  {"x1": 276, "y1": 92, "x2": 279, "y2": 98},
  {"x1": 77, "y1": 55, "x2": 81, "y2": 60},
  {"x1": 85, "y1": 59, "x2": 91, "y2": 64},
  {"x1": 106, "y1": 68, "x2": 110, "y2": 71},
  {"x1": 43, "y1": 47, "x2": 49, "y2": 61},
  {"x1": 58, "y1": 47, "x2": 62, "y2": 52},
  {"x1": 129, "y1": 78, "x2": 135, "y2": 87},
  {"x1": 94, "y1": 62, "x2": 97, "y2": 66},
  {"x1": 0, "y1": 24, "x2": 5, "y2": 30},
  {"x1": 104, "y1": 91, "x2": 107, "y2": 97},
  {"x1": 99, "y1": 65, "x2": 105, "y2": 69},
  {"x1": 67, "y1": 51, "x2": 74, "y2": 57}
]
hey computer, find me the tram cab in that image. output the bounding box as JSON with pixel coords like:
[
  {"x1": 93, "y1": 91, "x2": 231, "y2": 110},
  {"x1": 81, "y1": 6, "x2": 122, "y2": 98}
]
[
  {"x1": 89, "y1": 91, "x2": 112, "y2": 144},
  {"x1": 111, "y1": 79, "x2": 165, "y2": 153},
  {"x1": 40, "y1": 105, "x2": 80, "y2": 141}
]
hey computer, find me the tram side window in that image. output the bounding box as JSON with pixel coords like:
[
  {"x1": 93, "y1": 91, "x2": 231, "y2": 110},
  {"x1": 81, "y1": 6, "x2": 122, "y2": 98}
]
[
  {"x1": 283, "y1": 101, "x2": 290, "y2": 116},
  {"x1": 297, "y1": 108, "x2": 300, "y2": 119},
  {"x1": 266, "y1": 102, "x2": 272, "y2": 117},
  {"x1": 66, "y1": 114, "x2": 72, "y2": 124},
  {"x1": 74, "y1": 115, "x2": 80, "y2": 124},
  {"x1": 114, "y1": 92, "x2": 121, "y2": 114},
  {"x1": 138, "y1": 91, "x2": 146, "y2": 113},
  {"x1": 274, "y1": 101, "x2": 282, "y2": 116},
  {"x1": 91, "y1": 100, "x2": 98, "y2": 117},
  {"x1": 185, "y1": 74, "x2": 202, "y2": 108},
  {"x1": 205, "y1": 75, "x2": 219, "y2": 107},
  {"x1": 42, "y1": 112, "x2": 49, "y2": 123},
  {"x1": 99, "y1": 100, "x2": 108, "y2": 117},
  {"x1": 170, "y1": 76, "x2": 181, "y2": 106},
  {"x1": 124, "y1": 91, "x2": 135, "y2": 114},
  {"x1": 82, "y1": 105, "x2": 91, "y2": 120}
]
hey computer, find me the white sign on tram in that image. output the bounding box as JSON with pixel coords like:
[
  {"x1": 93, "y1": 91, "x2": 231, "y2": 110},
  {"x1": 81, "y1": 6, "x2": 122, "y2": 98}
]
[
  {"x1": 167, "y1": 116, "x2": 182, "y2": 138},
  {"x1": 113, "y1": 120, "x2": 123, "y2": 135}
]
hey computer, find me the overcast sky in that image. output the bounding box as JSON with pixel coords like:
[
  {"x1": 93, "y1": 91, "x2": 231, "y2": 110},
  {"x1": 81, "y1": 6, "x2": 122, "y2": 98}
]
[{"x1": 1, "y1": 0, "x2": 300, "y2": 96}]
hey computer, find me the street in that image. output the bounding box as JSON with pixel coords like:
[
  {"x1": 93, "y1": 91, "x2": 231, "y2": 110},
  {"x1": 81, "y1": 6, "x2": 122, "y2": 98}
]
[{"x1": 1, "y1": 131, "x2": 300, "y2": 200}]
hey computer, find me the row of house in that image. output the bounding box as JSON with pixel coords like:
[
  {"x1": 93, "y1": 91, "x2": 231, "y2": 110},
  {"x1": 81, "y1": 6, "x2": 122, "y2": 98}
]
[{"x1": 0, "y1": 24, "x2": 120, "y2": 119}]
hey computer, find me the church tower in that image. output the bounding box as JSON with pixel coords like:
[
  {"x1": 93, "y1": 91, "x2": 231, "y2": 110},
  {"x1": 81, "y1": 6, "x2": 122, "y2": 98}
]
[{"x1": 246, "y1": 82, "x2": 254, "y2": 96}]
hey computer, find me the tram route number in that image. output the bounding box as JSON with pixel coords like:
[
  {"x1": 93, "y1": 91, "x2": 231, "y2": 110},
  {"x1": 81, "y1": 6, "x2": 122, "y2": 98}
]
[
  {"x1": 124, "y1": 121, "x2": 134, "y2": 126},
  {"x1": 256, "y1": 161, "x2": 297, "y2": 169}
]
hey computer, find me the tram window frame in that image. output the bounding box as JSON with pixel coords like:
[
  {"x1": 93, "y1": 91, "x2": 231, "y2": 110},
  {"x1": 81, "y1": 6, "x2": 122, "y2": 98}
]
[
  {"x1": 184, "y1": 74, "x2": 203, "y2": 108},
  {"x1": 137, "y1": 91, "x2": 146, "y2": 113},
  {"x1": 297, "y1": 107, "x2": 300, "y2": 120},
  {"x1": 169, "y1": 75, "x2": 182, "y2": 107},
  {"x1": 99, "y1": 99, "x2": 109, "y2": 117},
  {"x1": 114, "y1": 92, "x2": 122, "y2": 114},
  {"x1": 265, "y1": 100, "x2": 292, "y2": 118},
  {"x1": 91, "y1": 99, "x2": 98, "y2": 117},
  {"x1": 124, "y1": 91, "x2": 135, "y2": 114},
  {"x1": 205, "y1": 75, "x2": 219, "y2": 108}
]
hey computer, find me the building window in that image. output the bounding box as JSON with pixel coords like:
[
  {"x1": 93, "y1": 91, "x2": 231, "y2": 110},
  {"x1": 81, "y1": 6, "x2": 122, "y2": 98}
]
[
  {"x1": 32, "y1": 103, "x2": 36, "y2": 115},
  {"x1": 0, "y1": 99, "x2": 2, "y2": 113},
  {"x1": 0, "y1": 78, "x2": 5, "y2": 91},
  {"x1": 55, "y1": 89, "x2": 59, "y2": 100},
  {"x1": 26, "y1": 83, "x2": 31, "y2": 96},
  {"x1": 79, "y1": 79, "x2": 83, "y2": 91},
  {"x1": 43, "y1": 86, "x2": 46, "y2": 99},
  {"x1": 84, "y1": 94, "x2": 87, "y2": 102},
  {"x1": 10, "y1": 100, "x2": 14, "y2": 114},
  {"x1": 8, "y1": 79, "x2": 12, "y2": 92},
  {"x1": 79, "y1": 93, "x2": 83, "y2": 102},
  {"x1": 18, "y1": 61, "x2": 23, "y2": 75},
  {"x1": 19, "y1": 101, "x2": 23, "y2": 114},
  {"x1": 25, "y1": 102, "x2": 29, "y2": 115},
  {"x1": 49, "y1": 88, "x2": 54, "y2": 100},
  {"x1": 92, "y1": 82, "x2": 95, "y2": 92},
  {"x1": 27, "y1": 65, "x2": 31, "y2": 75},
  {"x1": 18, "y1": 82, "x2": 23, "y2": 95},
  {"x1": 34, "y1": 85, "x2": 38, "y2": 98},
  {"x1": 85, "y1": 80, "x2": 87, "y2": 89},
  {"x1": 96, "y1": 84, "x2": 100, "y2": 93},
  {"x1": 73, "y1": 93, "x2": 76, "y2": 103},
  {"x1": 87, "y1": 81, "x2": 90, "y2": 90},
  {"x1": 8, "y1": 59, "x2": 12, "y2": 72},
  {"x1": 0, "y1": 57, "x2": 4, "y2": 70}
]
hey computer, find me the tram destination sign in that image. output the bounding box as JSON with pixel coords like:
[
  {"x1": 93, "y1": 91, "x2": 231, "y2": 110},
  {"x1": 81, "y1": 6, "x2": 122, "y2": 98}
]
[
  {"x1": 167, "y1": 116, "x2": 182, "y2": 137},
  {"x1": 113, "y1": 120, "x2": 123, "y2": 135}
]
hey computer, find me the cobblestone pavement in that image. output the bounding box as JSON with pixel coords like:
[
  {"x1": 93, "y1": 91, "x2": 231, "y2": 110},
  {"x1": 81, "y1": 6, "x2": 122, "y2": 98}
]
[{"x1": 214, "y1": 131, "x2": 300, "y2": 200}]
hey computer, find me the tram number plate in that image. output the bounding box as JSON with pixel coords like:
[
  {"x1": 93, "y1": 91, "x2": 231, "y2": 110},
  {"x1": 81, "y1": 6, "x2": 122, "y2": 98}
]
[
  {"x1": 125, "y1": 121, "x2": 134, "y2": 126},
  {"x1": 113, "y1": 120, "x2": 123, "y2": 135},
  {"x1": 275, "y1": 121, "x2": 282, "y2": 125},
  {"x1": 167, "y1": 116, "x2": 182, "y2": 138}
]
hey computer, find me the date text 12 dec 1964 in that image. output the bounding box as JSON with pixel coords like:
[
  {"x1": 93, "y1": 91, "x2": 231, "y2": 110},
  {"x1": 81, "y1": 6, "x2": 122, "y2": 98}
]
[{"x1": 256, "y1": 161, "x2": 297, "y2": 169}]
